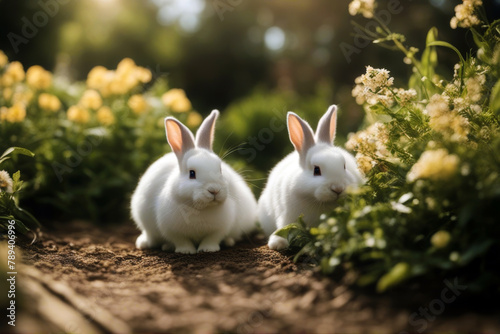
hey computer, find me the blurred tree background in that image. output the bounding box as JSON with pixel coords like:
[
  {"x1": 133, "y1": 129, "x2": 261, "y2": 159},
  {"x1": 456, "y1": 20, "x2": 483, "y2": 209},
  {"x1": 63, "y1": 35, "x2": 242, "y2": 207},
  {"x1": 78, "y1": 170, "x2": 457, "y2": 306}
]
[
  {"x1": 0, "y1": 0, "x2": 499, "y2": 218},
  {"x1": 3, "y1": 0, "x2": 499, "y2": 113}
]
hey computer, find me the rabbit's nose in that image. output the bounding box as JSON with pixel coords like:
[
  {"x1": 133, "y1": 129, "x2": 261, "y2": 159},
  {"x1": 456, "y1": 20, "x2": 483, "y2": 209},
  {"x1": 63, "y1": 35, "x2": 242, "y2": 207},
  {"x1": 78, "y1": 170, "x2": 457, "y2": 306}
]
[
  {"x1": 208, "y1": 188, "x2": 220, "y2": 196},
  {"x1": 331, "y1": 186, "x2": 343, "y2": 195}
]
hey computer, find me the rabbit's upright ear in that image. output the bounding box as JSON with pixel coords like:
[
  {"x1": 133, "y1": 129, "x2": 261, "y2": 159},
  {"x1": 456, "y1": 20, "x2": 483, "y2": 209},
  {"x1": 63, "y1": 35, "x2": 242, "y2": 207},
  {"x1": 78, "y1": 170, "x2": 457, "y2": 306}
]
[
  {"x1": 315, "y1": 105, "x2": 337, "y2": 144},
  {"x1": 287, "y1": 112, "x2": 315, "y2": 166},
  {"x1": 165, "y1": 117, "x2": 195, "y2": 162},
  {"x1": 196, "y1": 109, "x2": 219, "y2": 151}
]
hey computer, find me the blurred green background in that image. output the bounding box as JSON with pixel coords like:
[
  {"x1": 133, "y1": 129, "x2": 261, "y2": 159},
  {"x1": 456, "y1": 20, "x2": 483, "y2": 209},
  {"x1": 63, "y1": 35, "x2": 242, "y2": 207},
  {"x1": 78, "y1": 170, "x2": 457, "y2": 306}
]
[
  {"x1": 1, "y1": 0, "x2": 499, "y2": 221},
  {"x1": 3, "y1": 0, "x2": 498, "y2": 113}
]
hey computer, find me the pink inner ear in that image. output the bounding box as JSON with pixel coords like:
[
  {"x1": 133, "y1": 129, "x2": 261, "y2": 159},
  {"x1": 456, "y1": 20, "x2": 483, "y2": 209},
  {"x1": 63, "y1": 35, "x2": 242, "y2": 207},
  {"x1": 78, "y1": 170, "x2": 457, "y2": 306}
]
[
  {"x1": 330, "y1": 110, "x2": 337, "y2": 141},
  {"x1": 166, "y1": 120, "x2": 183, "y2": 154},
  {"x1": 289, "y1": 115, "x2": 304, "y2": 152}
]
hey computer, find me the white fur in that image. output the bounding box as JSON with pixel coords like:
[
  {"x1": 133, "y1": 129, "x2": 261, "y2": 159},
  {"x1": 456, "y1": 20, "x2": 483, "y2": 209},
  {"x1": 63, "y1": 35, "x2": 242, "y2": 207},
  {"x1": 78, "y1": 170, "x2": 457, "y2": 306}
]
[
  {"x1": 131, "y1": 110, "x2": 257, "y2": 253},
  {"x1": 258, "y1": 105, "x2": 364, "y2": 250}
]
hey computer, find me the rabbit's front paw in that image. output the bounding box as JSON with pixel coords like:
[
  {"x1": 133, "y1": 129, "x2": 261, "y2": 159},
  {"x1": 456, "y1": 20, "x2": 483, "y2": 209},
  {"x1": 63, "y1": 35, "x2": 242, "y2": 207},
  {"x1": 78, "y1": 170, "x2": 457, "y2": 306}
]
[
  {"x1": 223, "y1": 237, "x2": 235, "y2": 247},
  {"x1": 136, "y1": 233, "x2": 154, "y2": 249},
  {"x1": 175, "y1": 244, "x2": 197, "y2": 254},
  {"x1": 198, "y1": 243, "x2": 220, "y2": 253},
  {"x1": 268, "y1": 235, "x2": 289, "y2": 250}
]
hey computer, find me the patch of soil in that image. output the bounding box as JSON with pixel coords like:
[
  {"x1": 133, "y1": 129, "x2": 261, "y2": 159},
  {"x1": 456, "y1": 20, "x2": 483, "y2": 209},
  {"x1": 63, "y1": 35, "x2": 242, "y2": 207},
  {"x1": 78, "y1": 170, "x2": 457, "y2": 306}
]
[{"x1": 11, "y1": 221, "x2": 500, "y2": 333}]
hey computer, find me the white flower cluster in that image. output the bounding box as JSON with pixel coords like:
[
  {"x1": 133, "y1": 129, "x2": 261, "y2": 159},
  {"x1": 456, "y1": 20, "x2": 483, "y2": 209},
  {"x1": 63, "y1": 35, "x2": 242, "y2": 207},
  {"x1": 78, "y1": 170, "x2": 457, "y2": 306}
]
[
  {"x1": 346, "y1": 122, "x2": 390, "y2": 175},
  {"x1": 450, "y1": 0, "x2": 482, "y2": 29},
  {"x1": 348, "y1": 0, "x2": 377, "y2": 18},
  {"x1": 465, "y1": 73, "x2": 486, "y2": 103},
  {"x1": 425, "y1": 94, "x2": 469, "y2": 142},
  {"x1": 352, "y1": 66, "x2": 417, "y2": 107},
  {"x1": 0, "y1": 170, "x2": 13, "y2": 193},
  {"x1": 407, "y1": 149, "x2": 459, "y2": 182}
]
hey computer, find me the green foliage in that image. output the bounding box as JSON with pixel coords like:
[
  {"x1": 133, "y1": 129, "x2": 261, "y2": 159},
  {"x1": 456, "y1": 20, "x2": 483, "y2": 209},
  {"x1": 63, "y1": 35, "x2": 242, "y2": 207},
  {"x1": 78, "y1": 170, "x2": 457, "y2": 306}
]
[
  {"x1": 0, "y1": 147, "x2": 40, "y2": 236},
  {"x1": 282, "y1": 7, "x2": 500, "y2": 293},
  {"x1": 0, "y1": 147, "x2": 34, "y2": 164},
  {"x1": 0, "y1": 58, "x2": 200, "y2": 222}
]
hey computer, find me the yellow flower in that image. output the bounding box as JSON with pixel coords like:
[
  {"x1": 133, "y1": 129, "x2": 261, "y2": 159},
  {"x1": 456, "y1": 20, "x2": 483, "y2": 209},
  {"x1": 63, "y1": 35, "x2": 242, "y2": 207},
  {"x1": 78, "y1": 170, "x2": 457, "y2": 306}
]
[
  {"x1": 162, "y1": 89, "x2": 192, "y2": 113},
  {"x1": 38, "y1": 93, "x2": 61, "y2": 112},
  {"x1": 87, "y1": 66, "x2": 109, "y2": 90},
  {"x1": 79, "y1": 90, "x2": 102, "y2": 110},
  {"x1": 97, "y1": 106, "x2": 115, "y2": 125},
  {"x1": 67, "y1": 105, "x2": 90, "y2": 124},
  {"x1": 128, "y1": 94, "x2": 149, "y2": 114},
  {"x1": 86, "y1": 59, "x2": 150, "y2": 97},
  {"x1": 110, "y1": 77, "x2": 132, "y2": 95},
  {"x1": 407, "y1": 149, "x2": 459, "y2": 182},
  {"x1": 0, "y1": 51, "x2": 8, "y2": 68},
  {"x1": 0, "y1": 107, "x2": 8, "y2": 121},
  {"x1": 12, "y1": 89, "x2": 33, "y2": 106},
  {"x1": 186, "y1": 111, "x2": 203, "y2": 128},
  {"x1": 136, "y1": 67, "x2": 152, "y2": 83},
  {"x1": 26, "y1": 65, "x2": 52, "y2": 90},
  {"x1": 431, "y1": 230, "x2": 451, "y2": 249},
  {"x1": 3, "y1": 61, "x2": 25, "y2": 86},
  {"x1": 3, "y1": 87, "x2": 13, "y2": 100},
  {"x1": 116, "y1": 58, "x2": 136, "y2": 75},
  {"x1": 4, "y1": 103, "x2": 27, "y2": 123},
  {"x1": 0, "y1": 170, "x2": 13, "y2": 193}
]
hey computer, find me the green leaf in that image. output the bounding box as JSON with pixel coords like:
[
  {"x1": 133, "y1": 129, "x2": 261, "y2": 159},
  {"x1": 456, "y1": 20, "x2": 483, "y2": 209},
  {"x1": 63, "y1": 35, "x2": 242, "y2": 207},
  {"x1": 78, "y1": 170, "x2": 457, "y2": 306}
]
[
  {"x1": 13, "y1": 219, "x2": 31, "y2": 235},
  {"x1": 426, "y1": 40, "x2": 465, "y2": 91},
  {"x1": 470, "y1": 27, "x2": 488, "y2": 52},
  {"x1": 357, "y1": 273, "x2": 380, "y2": 287},
  {"x1": 460, "y1": 240, "x2": 495, "y2": 265},
  {"x1": 0, "y1": 147, "x2": 35, "y2": 165},
  {"x1": 426, "y1": 41, "x2": 465, "y2": 65},
  {"x1": 490, "y1": 80, "x2": 500, "y2": 115},
  {"x1": 274, "y1": 221, "x2": 306, "y2": 238},
  {"x1": 376, "y1": 262, "x2": 411, "y2": 292},
  {"x1": 423, "y1": 27, "x2": 438, "y2": 68},
  {"x1": 12, "y1": 171, "x2": 20, "y2": 183},
  {"x1": 416, "y1": 27, "x2": 439, "y2": 97},
  {"x1": 14, "y1": 204, "x2": 41, "y2": 229}
]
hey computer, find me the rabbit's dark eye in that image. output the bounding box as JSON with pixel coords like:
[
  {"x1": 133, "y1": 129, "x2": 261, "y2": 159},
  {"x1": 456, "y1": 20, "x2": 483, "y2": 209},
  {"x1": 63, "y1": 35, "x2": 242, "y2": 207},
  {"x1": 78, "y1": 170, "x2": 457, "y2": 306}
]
[
  {"x1": 344, "y1": 163, "x2": 346, "y2": 170},
  {"x1": 189, "y1": 170, "x2": 196, "y2": 179},
  {"x1": 313, "y1": 166, "x2": 321, "y2": 176}
]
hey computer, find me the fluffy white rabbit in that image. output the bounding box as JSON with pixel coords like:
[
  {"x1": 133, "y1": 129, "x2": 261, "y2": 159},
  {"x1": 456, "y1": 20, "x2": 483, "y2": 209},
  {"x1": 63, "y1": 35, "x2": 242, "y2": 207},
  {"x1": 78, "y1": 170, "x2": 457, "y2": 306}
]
[
  {"x1": 131, "y1": 110, "x2": 257, "y2": 254},
  {"x1": 258, "y1": 105, "x2": 364, "y2": 250}
]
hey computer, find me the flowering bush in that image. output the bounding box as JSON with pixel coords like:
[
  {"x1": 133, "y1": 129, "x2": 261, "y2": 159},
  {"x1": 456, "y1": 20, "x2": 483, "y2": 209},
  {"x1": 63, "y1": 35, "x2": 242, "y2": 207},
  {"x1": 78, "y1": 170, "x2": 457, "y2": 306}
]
[
  {"x1": 0, "y1": 54, "x2": 201, "y2": 221},
  {"x1": 280, "y1": 1, "x2": 500, "y2": 292}
]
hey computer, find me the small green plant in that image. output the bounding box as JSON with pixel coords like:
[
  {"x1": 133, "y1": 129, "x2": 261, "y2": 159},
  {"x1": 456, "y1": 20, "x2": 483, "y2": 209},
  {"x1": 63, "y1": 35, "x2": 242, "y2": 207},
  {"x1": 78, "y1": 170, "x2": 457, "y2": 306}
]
[
  {"x1": 0, "y1": 147, "x2": 40, "y2": 236},
  {"x1": 282, "y1": 0, "x2": 500, "y2": 292}
]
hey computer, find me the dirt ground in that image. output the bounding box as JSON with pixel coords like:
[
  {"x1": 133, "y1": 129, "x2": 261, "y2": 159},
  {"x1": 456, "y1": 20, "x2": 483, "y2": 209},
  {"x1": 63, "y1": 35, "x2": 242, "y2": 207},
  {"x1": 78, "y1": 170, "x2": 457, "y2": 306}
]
[{"x1": 7, "y1": 221, "x2": 500, "y2": 333}]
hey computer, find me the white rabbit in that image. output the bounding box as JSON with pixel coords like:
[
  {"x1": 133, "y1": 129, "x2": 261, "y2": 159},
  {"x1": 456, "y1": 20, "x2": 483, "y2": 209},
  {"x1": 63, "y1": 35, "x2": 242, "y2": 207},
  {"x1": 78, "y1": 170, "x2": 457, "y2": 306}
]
[
  {"x1": 131, "y1": 110, "x2": 257, "y2": 254},
  {"x1": 258, "y1": 105, "x2": 365, "y2": 250}
]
